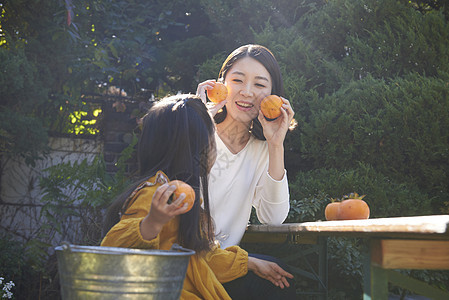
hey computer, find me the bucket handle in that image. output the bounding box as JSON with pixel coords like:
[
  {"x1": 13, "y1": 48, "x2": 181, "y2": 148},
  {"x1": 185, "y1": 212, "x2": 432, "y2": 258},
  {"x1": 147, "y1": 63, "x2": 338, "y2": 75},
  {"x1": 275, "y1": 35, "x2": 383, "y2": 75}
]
[
  {"x1": 59, "y1": 241, "x2": 73, "y2": 253},
  {"x1": 170, "y1": 243, "x2": 195, "y2": 254}
]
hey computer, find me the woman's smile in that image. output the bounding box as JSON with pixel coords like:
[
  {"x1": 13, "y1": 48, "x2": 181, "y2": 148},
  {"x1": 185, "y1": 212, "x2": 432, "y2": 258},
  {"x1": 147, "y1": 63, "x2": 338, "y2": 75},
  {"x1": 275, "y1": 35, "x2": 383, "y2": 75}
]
[{"x1": 235, "y1": 100, "x2": 255, "y2": 111}]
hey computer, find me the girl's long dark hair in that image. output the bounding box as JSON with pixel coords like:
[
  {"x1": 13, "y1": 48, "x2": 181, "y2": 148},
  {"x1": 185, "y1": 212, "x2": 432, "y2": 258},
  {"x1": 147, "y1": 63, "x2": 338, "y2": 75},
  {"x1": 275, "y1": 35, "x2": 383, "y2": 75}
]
[
  {"x1": 102, "y1": 95, "x2": 215, "y2": 252},
  {"x1": 214, "y1": 44, "x2": 286, "y2": 140}
]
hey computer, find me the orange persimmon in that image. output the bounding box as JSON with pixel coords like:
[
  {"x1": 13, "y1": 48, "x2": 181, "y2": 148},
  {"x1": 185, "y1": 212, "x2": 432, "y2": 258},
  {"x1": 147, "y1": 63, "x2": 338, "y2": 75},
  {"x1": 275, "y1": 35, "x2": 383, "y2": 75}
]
[
  {"x1": 207, "y1": 82, "x2": 228, "y2": 103},
  {"x1": 337, "y1": 199, "x2": 370, "y2": 220},
  {"x1": 325, "y1": 193, "x2": 370, "y2": 221},
  {"x1": 169, "y1": 180, "x2": 195, "y2": 213},
  {"x1": 325, "y1": 202, "x2": 341, "y2": 221},
  {"x1": 261, "y1": 95, "x2": 283, "y2": 120}
]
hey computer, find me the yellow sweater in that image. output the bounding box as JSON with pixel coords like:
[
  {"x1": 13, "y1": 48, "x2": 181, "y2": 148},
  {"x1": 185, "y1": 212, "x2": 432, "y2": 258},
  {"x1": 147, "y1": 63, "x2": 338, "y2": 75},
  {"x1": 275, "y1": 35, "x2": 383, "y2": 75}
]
[{"x1": 101, "y1": 171, "x2": 248, "y2": 299}]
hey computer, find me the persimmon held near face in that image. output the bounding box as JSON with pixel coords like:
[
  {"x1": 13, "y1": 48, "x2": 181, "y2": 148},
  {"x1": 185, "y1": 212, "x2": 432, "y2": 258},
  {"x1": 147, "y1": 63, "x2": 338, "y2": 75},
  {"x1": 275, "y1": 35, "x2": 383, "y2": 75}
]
[
  {"x1": 169, "y1": 180, "x2": 195, "y2": 213},
  {"x1": 260, "y1": 95, "x2": 283, "y2": 120},
  {"x1": 207, "y1": 82, "x2": 228, "y2": 103}
]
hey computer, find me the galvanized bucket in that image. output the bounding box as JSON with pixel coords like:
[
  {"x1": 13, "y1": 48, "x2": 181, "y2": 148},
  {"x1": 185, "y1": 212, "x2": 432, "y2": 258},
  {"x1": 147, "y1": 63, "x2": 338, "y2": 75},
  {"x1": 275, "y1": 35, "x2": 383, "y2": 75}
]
[{"x1": 55, "y1": 243, "x2": 195, "y2": 300}]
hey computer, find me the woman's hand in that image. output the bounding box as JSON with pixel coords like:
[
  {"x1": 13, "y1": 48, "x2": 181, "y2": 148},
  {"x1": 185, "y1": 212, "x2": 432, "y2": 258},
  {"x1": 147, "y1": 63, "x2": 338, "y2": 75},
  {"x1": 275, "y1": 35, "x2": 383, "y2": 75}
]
[
  {"x1": 247, "y1": 256, "x2": 294, "y2": 289},
  {"x1": 258, "y1": 97, "x2": 295, "y2": 147},
  {"x1": 140, "y1": 183, "x2": 190, "y2": 240},
  {"x1": 196, "y1": 80, "x2": 227, "y2": 117}
]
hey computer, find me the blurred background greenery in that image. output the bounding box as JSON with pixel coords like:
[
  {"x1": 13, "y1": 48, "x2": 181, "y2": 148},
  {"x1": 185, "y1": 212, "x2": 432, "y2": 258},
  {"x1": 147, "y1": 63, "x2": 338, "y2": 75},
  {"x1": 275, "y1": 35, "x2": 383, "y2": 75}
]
[{"x1": 1, "y1": 0, "x2": 448, "y2": 298}]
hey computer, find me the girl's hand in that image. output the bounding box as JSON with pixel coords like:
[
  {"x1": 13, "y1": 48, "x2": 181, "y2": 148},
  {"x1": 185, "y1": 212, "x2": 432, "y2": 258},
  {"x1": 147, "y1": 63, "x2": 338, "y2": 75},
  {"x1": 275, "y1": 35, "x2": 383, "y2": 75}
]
[
  {"x1": 258, "y1": 97, "x2": 295, "y2": 146},
  {"x1": 196, "y1": 80, "x2": 227, "y2": 117},
  {"x1": 248, "y1": 256, "x2": 294, "y2": 289},
  {"x1": 140, "y1": 183, "x2": 191, "y2": 240}
]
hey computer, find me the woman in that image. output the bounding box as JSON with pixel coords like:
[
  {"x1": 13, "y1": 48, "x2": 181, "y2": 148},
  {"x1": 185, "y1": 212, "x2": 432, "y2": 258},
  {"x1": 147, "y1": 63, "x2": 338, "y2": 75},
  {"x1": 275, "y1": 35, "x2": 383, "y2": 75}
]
[
  {"x1": 101, "y1": 94, "x2": 295, "y2": 299},
  {"x1": 197, "y1": 44, "x2": 295, "y2": 248}
]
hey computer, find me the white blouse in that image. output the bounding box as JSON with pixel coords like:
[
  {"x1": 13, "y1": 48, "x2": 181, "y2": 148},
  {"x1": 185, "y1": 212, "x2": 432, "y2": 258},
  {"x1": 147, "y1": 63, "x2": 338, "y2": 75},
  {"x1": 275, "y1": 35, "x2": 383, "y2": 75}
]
[{"x1": 208, "y1": 132, "x2": 290, "y2": 248}]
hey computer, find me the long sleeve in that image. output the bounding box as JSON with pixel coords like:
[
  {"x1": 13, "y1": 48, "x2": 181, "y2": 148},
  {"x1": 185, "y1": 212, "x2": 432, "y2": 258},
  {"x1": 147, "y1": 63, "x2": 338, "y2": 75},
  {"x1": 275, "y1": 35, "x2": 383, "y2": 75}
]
[
  {"x1": 101, "y1": 174, "x2": 178, "y2": 250},
  {"x1": 101, "y1": 217, "x2": 160, "y2": 249},
  {"x1": 254, "y1": 169, "x2": 290, "y2": 225},
  {"x1": 204, "y1": 245, "x2": 249, "y2": 283}
]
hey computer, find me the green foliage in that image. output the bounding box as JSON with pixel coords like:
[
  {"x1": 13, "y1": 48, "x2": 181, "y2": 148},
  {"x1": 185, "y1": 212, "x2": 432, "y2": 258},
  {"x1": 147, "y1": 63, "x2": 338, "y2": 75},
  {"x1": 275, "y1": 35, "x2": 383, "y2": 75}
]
[
  {"x1": 158, "y1": 36, "x2": 221, "y2": 92},
  {"x1": 196, "y1": 52, "x2": 228, "y2": 82},
  {"x1": 199, "y1": 0, "x2": 325, "y2": 50},
  {"x1": 66, "y1": 0, "x2": 186, "y2": 95},
  {"x1": 0, "y1": 234, "x2": 55, "y2": 299},
  {"x1": 38, "y1": 155, "x2": 113, "y2": 244},
  {"x1": 287, "y1": 191, "x2": 328, "y2": 222},
  {"x1": 288, "y1": 163, "x2": 434, "y2": 222},
  {"x1": 254, "y1": 23, "x2": 349, "y2": 96},
  {"x1": 398, "y1": 0, "x2": 449, "y2": 20},
  {"x1": 0, "y1": 109, "x2": 49, "y2": 166},
  {"x1": 0, "y1": 47, "x2": 48, "y2": 109},
  {"x1": 327, "y1": 237, "x2": 365, "y2": 293},
  {"x1": 0, "y1": 235, "x2": 27, "y2": 280},
  {"x1": 296, "y1": 74, "x2": 449, "y2": 209},
  {"x1": 301, "y1": 0, "x2": 449, "y2": 80},
  {"x1": 39, "y1": 135, "x2": 137, "y2": 245},
  {"x1": 0, "y1": 45, "x2": 50, "y2": 165}
]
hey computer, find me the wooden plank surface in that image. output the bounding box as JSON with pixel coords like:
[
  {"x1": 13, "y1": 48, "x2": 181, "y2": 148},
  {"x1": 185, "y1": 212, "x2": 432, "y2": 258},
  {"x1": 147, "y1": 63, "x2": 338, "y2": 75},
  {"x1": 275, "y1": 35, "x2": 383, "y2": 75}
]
[
  {"x1": 246, "y1": 215, "x2": 449, "y2": 239},
  {"x1": 371, "y1": 239, "x2": 449, "y2": 269}
]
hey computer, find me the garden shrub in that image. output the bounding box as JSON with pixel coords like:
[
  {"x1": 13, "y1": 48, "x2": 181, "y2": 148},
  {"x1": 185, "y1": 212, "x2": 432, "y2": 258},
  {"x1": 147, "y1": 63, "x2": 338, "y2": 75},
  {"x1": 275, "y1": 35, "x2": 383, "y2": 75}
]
[
  {"x1": 199, "y1": 0, "x2": 324, "y2": 52},
  {"x1": 301, "y1": 0, "x2": 449, "y2": 80},
  {"x1": 287, "y1": 162, "x2": 434, "y2": 222},
  {"x1": 297, "y1": 74, "x2": 449, "y2": 212},
  {"x1": 0, "y1": 234, "x2": 60, "y2": 299},
  {"x1": 39, "y1": 135, "x2": 137, "y2": 246},
  {"x1": 0, "y1": 48, "x2": 50, "y2": 166},
  {"x1": 196, "y1": 52, "x2": 229, "y2": 82},
  {"x1": 254, "y1": 23, "x2": 350, "y2": 96}
]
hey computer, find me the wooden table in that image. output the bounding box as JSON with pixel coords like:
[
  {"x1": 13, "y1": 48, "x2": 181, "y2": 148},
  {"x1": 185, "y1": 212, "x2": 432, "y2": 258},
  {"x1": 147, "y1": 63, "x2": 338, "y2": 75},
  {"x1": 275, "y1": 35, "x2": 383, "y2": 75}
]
[{"x1": 243, "y1": 215, "x2": 449, "y2": 300}]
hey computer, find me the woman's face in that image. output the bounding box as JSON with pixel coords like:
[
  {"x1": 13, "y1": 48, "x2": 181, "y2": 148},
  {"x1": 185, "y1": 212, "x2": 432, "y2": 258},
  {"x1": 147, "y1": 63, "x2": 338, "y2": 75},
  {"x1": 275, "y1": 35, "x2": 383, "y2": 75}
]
[{"x1": 223, "y1": 56, "x2": 272, "y2": 124}]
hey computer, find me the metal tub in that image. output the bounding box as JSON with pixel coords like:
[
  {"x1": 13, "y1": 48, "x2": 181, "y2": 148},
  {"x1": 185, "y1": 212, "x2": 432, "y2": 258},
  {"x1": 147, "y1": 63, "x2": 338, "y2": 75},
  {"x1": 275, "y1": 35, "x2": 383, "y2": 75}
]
[{"x1": 55, "y1": 243, "x2": 194, "y2": 300}]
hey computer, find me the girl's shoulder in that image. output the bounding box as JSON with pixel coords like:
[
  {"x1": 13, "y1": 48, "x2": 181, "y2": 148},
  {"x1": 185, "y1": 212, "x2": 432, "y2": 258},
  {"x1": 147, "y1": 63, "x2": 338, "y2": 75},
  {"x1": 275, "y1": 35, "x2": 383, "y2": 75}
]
[
  {"x1": 129, "y1": 171, "x2": 169, "y2": 198},
  {"x1": 121, "y1": 171, "x2": 169, "y2": 215}
]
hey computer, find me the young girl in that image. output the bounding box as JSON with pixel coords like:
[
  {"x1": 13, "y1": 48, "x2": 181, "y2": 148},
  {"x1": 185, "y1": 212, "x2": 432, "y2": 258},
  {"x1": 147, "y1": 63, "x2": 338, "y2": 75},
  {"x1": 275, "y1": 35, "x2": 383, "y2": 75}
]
[
  {"x1": 101, "y1": 94, "x2": 295, "y2": 299},
  {"x1": 196, "y1": 44, "x2": 295, "y2": 248}
]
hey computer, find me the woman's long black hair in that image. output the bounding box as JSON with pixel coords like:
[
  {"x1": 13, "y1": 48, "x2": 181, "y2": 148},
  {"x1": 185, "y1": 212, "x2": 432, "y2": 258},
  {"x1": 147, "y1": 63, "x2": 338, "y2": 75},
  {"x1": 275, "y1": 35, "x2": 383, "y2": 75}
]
[
  {"x1": 214, "y1": 44, "x2": 286, "y2": 140},
  {"x1": 102, "y1": 94, "x2": 215, "y2": 252}
]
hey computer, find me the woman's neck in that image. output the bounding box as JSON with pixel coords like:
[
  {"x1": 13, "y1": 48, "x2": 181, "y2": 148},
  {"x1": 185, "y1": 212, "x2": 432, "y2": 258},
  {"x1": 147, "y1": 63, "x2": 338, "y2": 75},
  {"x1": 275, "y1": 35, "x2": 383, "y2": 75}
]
[{"x1": 216, "y1": 118, "x2": 251, "y2": 154}]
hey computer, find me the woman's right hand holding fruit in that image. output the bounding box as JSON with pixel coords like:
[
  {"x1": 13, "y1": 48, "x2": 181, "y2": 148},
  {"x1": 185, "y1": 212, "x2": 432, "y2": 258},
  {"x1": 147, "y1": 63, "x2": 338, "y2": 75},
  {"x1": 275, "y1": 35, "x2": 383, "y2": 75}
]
[
  {"x1": 140, "y1": 183, "x2": 190, "y2": 240},
  {"x1": 196, "y1": 80, "x2": 228, "y2": 117}
]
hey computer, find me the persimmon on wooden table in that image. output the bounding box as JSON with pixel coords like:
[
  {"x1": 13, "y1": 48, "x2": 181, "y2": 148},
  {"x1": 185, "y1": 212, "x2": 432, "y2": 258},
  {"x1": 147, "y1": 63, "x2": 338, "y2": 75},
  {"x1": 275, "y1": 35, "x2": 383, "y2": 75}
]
[{"x1": 243, "y1": 215, "x2": 449, "y2": 300}]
